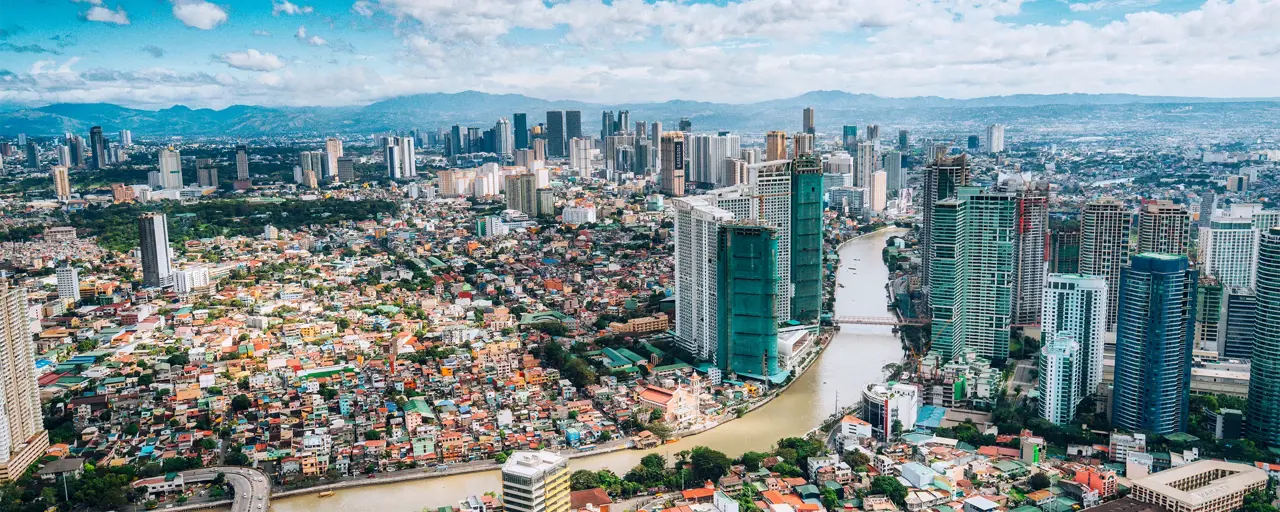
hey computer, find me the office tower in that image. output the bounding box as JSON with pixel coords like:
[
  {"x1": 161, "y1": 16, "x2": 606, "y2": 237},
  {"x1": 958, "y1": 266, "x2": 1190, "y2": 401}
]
[
  {"x1": 1011, "y1": 180, "x2": 1050, "y2": 325},
  {"x1": 679, "y1": 117, "x2": 691, "y2": 132},
  {"x1": 854, "y1": 141, "x2": 875, "y2": 188},
  {"x1": 717, "y1": 223, "x2": 781, "y2": 378},
  {"x1": 400, "y1": 136, "x2": 416, "y2": 177},
  {"x1": 882, "y1": 151, "x2": 903, "y2": 195},
  {"x1": 325, "y1": 137, "x2": 343, "y2": 178},
  {"x1": 68, "y1": 135, "x2": 84, "y2": 168},
  {"x1": 449, "y1": 125, "x2": 464, "y2": 156},
  {"x1": 958, "y1": 187, "x2": 1018, "y2": 363},
  {"x1": 1194, "y1": 278, "x2": 1223, "y2": 353},
  {"x1": 929, "y1": 197, "x2": 967, "y2": 359},
  {"x1": 1050, "y1": 223, "x2": 1081, "y2": 274},
  {"x1": 513, "y1": 113, "x2": 528, "y2": 150},
  {"x1": 792, "y1": 133, "x2": 814, "y2": 159},
  {"x1": 865, "y1": 124, "x2": 880, "y2": 141},
  {"x1": 56, "y1": 145, "x2": 71, "y2": 167},
  {"x1": 928, "y1": 142, "x2": 950, "y2": 163},
  {"x1": 1043, "y1": 274, "x2": 1108, "y2": 398},
  {"x1": 967, "y1": 135, "x2": 980, "y2": 150},
  {"x1": 1136, "y1": 200, "x2": 1190, "y2": 256},
  {"x1": 1247, "y1": 227, "x2": 1280, "y2": 444},
  {"x1": 57, "y1": 263, "x2": 80, "y2": 303},
  {"x1": 50, "y1": 166, "x2": 71, "y2": 200},
  {"x1": 495, "y1": 118, "x2": 514, "y2": 157},
  {"x1": 659, "y1": 132, "x2": 685, "y2": 197},
  {"x1": 501, "y1": 451, "x2": 569, "y2": 512},
  {"x1": 505, "y1": 173, "x2": 538, "y2": 217},
  {"x1": 1037, "y1": 333, "x2": 1082, "y2": 425},
  {"x1": 235, "y1": 144, "x2": 249, "y2": 180},
  {"x1": 1222, "y1": 288, "x2": 1256, "y2": 359},
  {"x1": 842, "y1": 125, "x2": 857, "y2": 150},
  {"x1": 870, "y1": 171, "x2": 887, "y2": 213},
  {"x1": 568, "y1": 138, "x2": 594, "y2": 176},
  {"x1": 601, "y1": 111, "x2": 615, "y2": 139},
  {"x1": 565, "y1": 110, "x2": 582, "y2": 140},
  {"x1": 802, "y1": 107, "x2": 815, "y2": 135},
  {"x1": 89, "y1": 126, "x2": 104, "y2": 169},
  {"x1": 985, "y1": 124, "x2": 1005, "y2": 153},
  {"x1": 689, "y1": 134, "x2": 741, "y2": 187},
  {"x1": 139, "y1": 213, "x2": 174, "y2": 288},
  {"x1": 384, "y1": 141, "x2": 402, "y2": 178},
  {"x1": 300, "y1": 151, "x2": 324, "y2": 181},
  {"x1": 118, "y1": 129, "x2": 132, "y2": 146},
  {"x1": 16, "y1": 134, "x2": 26, "y2": 146},
  {"x1": 532, "y1": 139, "x2": 546, "y2": 162},
  {"x1": 921, "y1": 155, "x2": 971, "y2": 288},
  {"x1": 1111, "y1": 253, "x2": 1196, "y2": 435},
  {"x1": 0, "y1": 280, "x2": 49, "y2": 483},
  {"x1": 1199, "y1": 216, "x2": 1258, "y2": 289},
  {"x1": 1080, "y1": 198, "x2": 1130, "y2": 332},
  {"x1": 545, "y1": 111, "x2": 565, "y2": 158},
  {"x1": 604, "y1": 134, "x2": 636, "y2": 175},
  {"x1": 158, "y1": 147, "x2": 183, "y2": 189},
  {"x1": 615, "y1": 110, "x2": 630, "y2": 135},
  {"x1": 467, "y1": 127, "x2": 483, "y2": 153},
  {"x1": 898, "y1": 130, "x2": 909, "y2": 151},
  {"x1": 765, "y1": 131, "x2": 787, "y2": 161},
  {"x1": 482, "y1": 127, "x2": 497, "y2": 153},
  {"x1": 23, "y1": 142, "x2": 37, "y2": 169},
  {"x1": 336, "y1": 157, "x2": 355, "y2": 183},
  {"x1": 790, "y1": 154, "x2": 823, "y2": 324},
  {"x1": 750, "y1": 160, "x2": 794, "y2": 322}
]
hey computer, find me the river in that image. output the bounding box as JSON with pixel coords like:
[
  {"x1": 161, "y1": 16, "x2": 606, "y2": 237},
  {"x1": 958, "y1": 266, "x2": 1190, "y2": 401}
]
[{"x1": 271, "y1": 228, "x2": 907, "y2": 512}]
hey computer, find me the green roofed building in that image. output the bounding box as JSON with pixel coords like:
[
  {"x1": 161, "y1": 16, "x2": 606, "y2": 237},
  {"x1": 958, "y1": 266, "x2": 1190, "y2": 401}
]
[{"x1": 716, "y1": 223, "x2": 781, "y2": 380}]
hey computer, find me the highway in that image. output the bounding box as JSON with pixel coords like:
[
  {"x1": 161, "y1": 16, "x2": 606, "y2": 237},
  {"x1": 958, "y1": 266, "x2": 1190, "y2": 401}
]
[{"x1": 182, "y1": 467, "x2": 271, "y2": 512}]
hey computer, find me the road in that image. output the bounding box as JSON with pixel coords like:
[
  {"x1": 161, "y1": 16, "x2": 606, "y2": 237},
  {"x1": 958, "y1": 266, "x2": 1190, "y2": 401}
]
[
  {"x1": 1007, "y1": 359, "x2": 1036, "y2": 398},
  {"x1": 182, "y1": 467, "x2": 271, "y2": 512}
]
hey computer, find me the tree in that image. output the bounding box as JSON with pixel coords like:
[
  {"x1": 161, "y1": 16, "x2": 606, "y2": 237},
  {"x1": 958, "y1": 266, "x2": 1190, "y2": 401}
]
[
  {"x1": 738, "y1": 451, "x2": 768, "y2": 472},
  {"x1": 231, "y1": 394, "x2": 252, "y2": 412},
  {"x1": 640, "y1": 453, "x2": 667, "y2": 471},
  {"x1": 571, "y1": 469, "x2": 601, "y2": 491},
  {"x1": 870, "y1": 476, "x2": 907, "y2": 507},
  {"x1": 365, "y1": 430, "x2": 383, "y2": 441},
  {"x1": 226, "y1": 451, "x2": 250, "y2": 466},
  {"x1": 689, "y1": 446, "x2": 731, "y2": 484},
  {"x1": 841, "y1": 450, "x2": 870, "y2": 471},
  {"x1": 167, "y1": 353, "x2": 190, "y2": 366},
  {"x1": 1029, "y1": 472, "x2": 1052, "y2": 491}
]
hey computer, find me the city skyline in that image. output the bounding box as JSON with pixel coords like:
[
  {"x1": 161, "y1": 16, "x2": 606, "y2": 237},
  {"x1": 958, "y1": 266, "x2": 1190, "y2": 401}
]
[{"x1": 6, "y1": 0, "x2": 1280, "y2": 108}]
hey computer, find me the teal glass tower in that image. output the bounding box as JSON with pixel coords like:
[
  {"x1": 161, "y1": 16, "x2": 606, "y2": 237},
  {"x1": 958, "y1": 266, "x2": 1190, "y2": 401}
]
[
  {"x1": 1247, "y1": 227, "x2": 1280, "y2": 444},
  {"x1": 716, "y1": 223, "x2": 780, "y2": 380},
  {"x1": 789, "y1": 154, "x2": 823, "y2": 324}
]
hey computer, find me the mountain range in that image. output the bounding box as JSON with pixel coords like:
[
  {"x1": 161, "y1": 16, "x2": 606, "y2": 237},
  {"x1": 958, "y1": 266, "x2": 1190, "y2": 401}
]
[{"x1": 2, "y1": 90, "x2": 1278, "y2": 137}]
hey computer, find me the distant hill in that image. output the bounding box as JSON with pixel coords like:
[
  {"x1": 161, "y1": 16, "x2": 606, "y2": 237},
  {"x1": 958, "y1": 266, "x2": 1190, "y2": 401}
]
[{"x1": 2, "y1": 90, "x2": 1278, "y2": 137}]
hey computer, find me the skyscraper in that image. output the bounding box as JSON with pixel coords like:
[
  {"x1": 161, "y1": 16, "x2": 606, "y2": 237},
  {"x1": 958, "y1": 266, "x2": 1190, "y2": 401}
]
[
  {"x1": 1080, "y1": 198, "x2": 1130, "y2": 332},
  {"x1": 513, "y1": 113, "x2": 529, "y2": 150},
  {"x1": 957, "y1": 187, "x2": 1018, "y2": 363},
  {"x1": 505, "y1": 173, "x2": 538, "y2": 217},
  {"x1": 855, "y1": 141, "x2": 876, "y2": 189},
  {"x1": 0, "y1": 280, "x2": 49, "y2": 483},
  {"x1": 865, "y1": 124, "x2": 880, "y2": 141},
  {"x1": 1011, "y1": 180, "x2": 1050, "y2": 325},
  {"x1": 1037, "y1": 333, "x2": 1082, "y2": 425},
  {"x1": 196, "y1": 158, "x2": 217, "y2": 187},
  {"x1": 842, "y1": 125, "x2": 857, "y2": 150},
  {"x1": 673, "y1": 193, "x2": 742, "y2": 361},
  {"x1": 689, "y1": 134, "x2": 741, "y2": 186},
  {"x1": 792, "y1": 133, "x2": 814, "y2": 158},
  {"x1": 1111, "y1": 253, "x2": 1196, "y2": 435},
  {"x1": 68, "y1": 135, "x2": 84, "y2": 168},
  {"x1": 449, "y1": 125, "x2": 464, "y2": 156},
  {"x1": 325, "y1": 137, "x2": 343, "y2": 179},
  {"x1": 24, "y1": 141, "x2": 37, "y2": 170},
  {"x1": 1042, "y1": 274, "x2": 1108, "y2": 398},
  {"x1": 89, "y1": 126, "x2": 105, "y2": 170},
  {"x1": 336, "y1": 157, "x2": 355, "y2": 183},
  {"x1": 545, "y1": 111, "x2": 565, "y2": 158},
  {"x1": 56, "y1": 145, "x2": 71, "y2": 167},
  {"x1": 57, "y1": 263, "x2": 80, "y2": 303},
  {"x1": 158, "y1": 147, "x2": 183, "y2": 189},
  {"x1": 1246, "y1": 227, "x2": 1280, "y2": 445},
  {"x1": 898, "y1": 130, "x2": 910, "y2": 151},
  {"x1": 50, "y1": 165, "x2": 71, "y2": 200},
  {"x1": 235, "y1": 144, "x2": 249, "y2": 180},
  {"x1": 802, "y1": 107, "x2": 815, "y2": 135},
  {"x1": 495, "y1": 118, "x2": 514, "y2": 157},
  {"x1": 118, "y1": 129, "x2": 132, "y2": 146},
  {"x1": 1136, "y1": 200, "x2": 1190, "y2": 256},
  {"x1": 984, "y1": 124, "x2": 1005, "y2": 153},
  {"x1": 659, "y1": 132, "x2": 685, "y2": 197},
  {"x1": 1198, "y1": 215, "x2": 1258, "y2": 289},
  {"x1": 565, "y1": 110, "x2": 582, "y2": 140},
  {"x1": 501, "y1": 451, "x2": 569, "y2": 512},
  {"x1": 921, "y1": 155, "x2": 970, "y2": 289},
  {"x1": 882, "y1": 151, "x2": 903, "y2": 195},
  {"x1": 1194, "y1": 277, "x2": 1223, "y2": 353},
  {"x1": 717, "y1": 223, "x2": 781, "y2": 379},
  {"x1": 139, "y1": 213, "x2": 174, "y2": 288},
  {"x1": 679, "y1": 117, "x2": 691, "y2": 132},
  {"x1": 790, "y1": 154, "x2": 823, "y2": 324},
  {"x1": 765, "y1": 131, "x2": 787, "y2": 161},
  {"x1": 929, "y1": 197, "x2": 967, "y2": 360},
  {"x1": 1049, "y1": 222, "x2": 1081, "y2": 274},
  {"x1": 750, "y1": 160, "x2": 794, "y2": 322}
]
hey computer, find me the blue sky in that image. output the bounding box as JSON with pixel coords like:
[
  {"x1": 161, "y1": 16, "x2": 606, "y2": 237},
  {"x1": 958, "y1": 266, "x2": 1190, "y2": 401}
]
[{"x1": 3, "y1": 0, "x2": 1280, "y2": 108}]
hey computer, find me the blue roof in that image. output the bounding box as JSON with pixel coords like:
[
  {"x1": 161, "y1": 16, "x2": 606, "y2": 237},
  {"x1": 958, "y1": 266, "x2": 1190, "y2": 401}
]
[{"x1": 916, "y1": 405, "x2": 947, "y2": 429}]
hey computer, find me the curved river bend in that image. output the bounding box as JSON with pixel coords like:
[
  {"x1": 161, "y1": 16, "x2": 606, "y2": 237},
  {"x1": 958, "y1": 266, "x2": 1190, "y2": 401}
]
[{"x1": 271, "y1": 228, "x2": 906, "y2": 512}]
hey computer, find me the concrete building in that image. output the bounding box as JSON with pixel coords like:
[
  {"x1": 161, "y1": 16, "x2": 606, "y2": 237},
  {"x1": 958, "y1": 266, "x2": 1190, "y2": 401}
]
[
  {"x1": 1136, "y1": 200, "x2": 1191, "y2": 257},
  {"x1": 1199, "y1": 215, "x2": 1259, "y2": 289},
  {"x1": 1247, "y1": 227, "x2": 1280, "y2": 444},
  {"x1": 1011, "y1": 180, "x2": 1050, "y2": 325},
  {"x1": 883, "y1": 150, "x2": 903, "y2": 196},
  {"x1": 235, "y1": 144, "x2": 249, "y2": 180},
  {"x1": 862, "y1": 382, "x2": 919, "y2": 442},
  {"x1": 802, "y1": 107, "x2": 815, "y2": 135},
  {"x1": 869, "y1": 171, "x2": 887, "y2": 213},
  {"x1": 689, "y1": 134, "x2": 741, "y2": 187},
  {"x1": 921, "y1": 155, "x2": 971, "y2": 290},
  {"x1": 765, "y1": 131, "x2": 787, "y2": 161},
  {"x1": 673, "y1": 194, "x2": 741, "y2": 362},
  {"x1": 1130, "y1": 460, "x2": 1266, "y2": 512},
  {"x1": 1043, "y1": 274, "x2": 1107, "y2": 397},
  {"x1": 158, "y1": 147, "x2": 183, "y2": 189},
  {"x1": 325, "y1": 137, "x2": 343, "y2": 179},
  {"x1": 502, "y1": 451, "x2": 570, "y2": 512},
  {"x1": 0, "y1": 281, "x2": 49, "y2": 482},
  {"x1": 1037, "y1": 334, "x2": 1082, "y2": 425},
  {"x1": 749, "y1": 160, "x2": 793, "y2": 322},
  {"x1": 56, "y1": 263, "x2": 80, "y2": 303},
  {"x1": 984, "y1": 124, "x2": 1005, "y2": 153},
  {"x1": 139, "y1": 212, "x2": 174, "y2": 288},
  {"x1": 855, "y1": 141, "x2": 876, "y2": 189},
  {"x1": 659, "y1": 132, "x2": 686, "y2": 197},
  {"x1": 50, "y1": 165, "x2": 71, "y2": 200},
  {"x1": 1080, "y1": 198, "x2": 1130, "y2": 332}
]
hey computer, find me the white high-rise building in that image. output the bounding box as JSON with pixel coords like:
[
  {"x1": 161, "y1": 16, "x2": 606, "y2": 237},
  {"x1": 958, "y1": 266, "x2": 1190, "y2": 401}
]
[
  {"x1": 824, "y1": 151, "x2": 854, "y2": 186},
  {"x1": 118, "y1": 129, "x2": 132, "y2": 146},
  {"x1": 56, "y1": 145, "x2": 72, "y2": 167},
  {"x1": 1200, "y1": 214, "x2": 1263, "y2": 289},
  {"x1": 1042, "y1": 274, "x2": 1108, "y2": 397},
  {"x1": 870, "y1": 171, "x2": 887, "y2": 213},
  {"x1": 883, "y1": 150, "x2": 903, "y2": 194},
  {"x1": 383, "y1": 136, "x2": 415, "y2": 178},
  {"x1": 139, "y1": 213, "x2": 173, "y2": 288},
  {"x1": 689, "y1": 134, "x2": 741, "y2": 187},
  {"x1": 1037, "y1": 333, "x2": 1082, "y2": 425},
  {"x1": 569, "y1": 138, "x2": 595, "y2": 177},
  {"x1": 855, "y1": 141, "x2": 876, "y2": 188},
  {"x1": 672, "y1": 188, "x2": 754, "y2": 360},
  {"x1": 496, "y1": 118, "x2": 514, "y2": 157},
  {"x1": 502, "y1": 451, "x2": 569, "y2": 512},
  {"x1": 985, "y1": 124, "x2": 1006, "y2": 153},
  {"x1": 749, "y1": 160, "x2": 792, "y2": 321},
  {"x1": 0, "y1": 280, "x2": 49, "y2": 482},
  {"x1": 325, "y1": 137, "x2": 343, "y2": 180},
  {"x1": 56, "y1": 264, "x2": 79, "y2": 303},
  {"x1": 158, "y1": 147, "x2": 183, "y2": 189},
  {"x1": 174, "y1": 266, "x2": 211, "y2": 296}
]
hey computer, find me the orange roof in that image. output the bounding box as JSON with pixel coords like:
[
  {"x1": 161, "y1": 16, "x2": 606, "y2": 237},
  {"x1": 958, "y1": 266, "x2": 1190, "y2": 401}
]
[
  {"x1": 682, "y1": 488, "x2": 716, "y2": 500},
  {"x1": 761, "y1": 491, "x2": 785, "y2": 505}
]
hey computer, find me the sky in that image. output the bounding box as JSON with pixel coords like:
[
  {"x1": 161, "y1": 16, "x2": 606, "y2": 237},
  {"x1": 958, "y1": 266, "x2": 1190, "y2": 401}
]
[{"x1": 2, "y1": 0, "x2": 1280, "y2": 109}]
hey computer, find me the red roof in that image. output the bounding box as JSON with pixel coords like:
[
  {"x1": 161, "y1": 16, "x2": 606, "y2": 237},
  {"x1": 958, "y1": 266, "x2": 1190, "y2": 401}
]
[{"x1": 570, "y1": 488, "x2": 613, "y2": 509}]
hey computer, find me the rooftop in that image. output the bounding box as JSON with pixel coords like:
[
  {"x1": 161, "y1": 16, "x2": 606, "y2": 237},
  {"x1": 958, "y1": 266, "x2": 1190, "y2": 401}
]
[{"x1": 1131, "y1": 460, "x2": 1266, "y2": 506}]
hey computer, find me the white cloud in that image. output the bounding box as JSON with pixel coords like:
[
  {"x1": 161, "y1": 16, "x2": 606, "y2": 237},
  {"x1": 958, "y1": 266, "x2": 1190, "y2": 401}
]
[
  {"x1": 220, "y1": 49, "x2": 285, "y2": 71},
  {"x1": 272, "y1": 0, "x2": 313, "y2": 15},
  {"x1": 294, "y1": 25, "x2": 327, "y2": 45},
  {"x1": 351, "y1": 1, "x2": 374, "y2": 16},
  {"x1": 1068, "y1": 0, "x2": 1160, "y2": 12},
  {"x1": 70, "y1": 0, "x2": 103, "y2": 4},
  {"x1": 84, "y1": 5, "x2": 130, "y2": 24},
  {"x1": 171, "y1": 0, "x2": 227, "y2": 30},
  {"x1": 253, "y1": 29, "x2": 272, "y2": 36}
]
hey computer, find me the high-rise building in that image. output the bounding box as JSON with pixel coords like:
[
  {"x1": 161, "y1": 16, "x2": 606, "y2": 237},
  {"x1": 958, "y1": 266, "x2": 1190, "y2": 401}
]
[
  {"x1": 957, "y1": 187, "x2": 1018, "y2": 363},
  {"x1": 865, "y1": 124, "x2": 880, "y2": 141},
  {"x1": 89, "y1": 126, "x2": 105, "y2": 170},
  {"x1": 659, "y1": 132, "x2": 685, "y2": 197},
  {"x1": 791, "y1": 133, "x2": 814, "y2": 158},
  {"x1": 565, "y1": 110, "x2": 582, "y2": 140},
  {"x1": 882, "y1": 151, "x2": 903, "y2": 195},
  {"x1": 1011, "y1": 180, "x2": 1050, "y2": 325},
  {"x1": 336, "y1": 157, "x2": 355, "y2": 183},
  {"x1": 502, "y1": 451, "x2": 570, "y2": 512},
  {"x1": 717, "y1": 223, "x2": 781, "y2": 379},
  {"x1": 921, "y1": 155, "x2": 970, "y2": 289},
  {"x1": 673, "y1": 195, "x2": 735, "y2": 361},
  {"x1": 68, "y1": 135, "x2": 84, "y2": 168},
  {"x1": 750, "y1": 160, "x2": 794, "y2": 322},
  {"x1": 0, "y1": 280, "x2": 49, "y2": 482},
  {"x1": 678, "y1": 117, "x2": 691, "y2": 132},
  {"x1": 967, "y1": 135, "x2": 980, "y2": 150},
  {"x1": 56, "y1": 263, "x2": 80, "y2": 303},
  {"x1": 929, "y1": 197, "x2": 967, "y2": 359},
  {"x1": 1049, "y1": 223, "x2": 1081, "y2": 274},
  {"x1": 1199, "y1": 215, "x2": 1258, "y2": 289},
  {"x1": 1194, "y1": 277, "x2": 1223, "y2": 353},
  {"x1": 158, "y1": 147, "x2": 183, "y2": 189},
  {"x1": 689, "y1": 134, "x2": 741, "y2": 186},
  {"x1": 382, "y1": 136, "x2": 415, "y2": 178},
  {"x1": 1222, "y1": 288, "x2": 1256, "y2": 359},
  {"x1": 23, "y1": 141, "x2": 37, "y2": 170},
  {"x1": 495, "y1": 118, "x2": 514, "y2": 157},
  {"x1": 50, "y1": 165, "x2": 71, "y2": 200},
  {"x1": 854, "y1": 141, "x2": 875, "y2": 188},
  {"x1": 505, "y1": 173, "x2": 538, "y2": 217},
  {"x1": 1043, "y1": 274, "x2": 1108, "y2": 398},
  {"x1": 898, "y1": 130, "x2": 909, "y2": 151},
  {"x1": 790, "y1": 155, "x2": 823, "y2": 324},
  {"x1": 325, "y1": 137, "x2": 343, "y2": 179},
  {"x1": 1111, "y1": 253, "x2": 1196, "y2": 435},
  {"x1": 1247, "y1": 227, "x2": 1280, "y2": 445},
  {"x1": 1037, "y1": 333, "x2": 1082, "y2": 425},
  {"x1": 513, "y1": 113, "x2": 529, "y2": 150},
  {"x1": 139, "y1": 213, "x2": 174, "y2": 288},
  {"x1": 802, "y1": 107, "x2": 815, "y2": 135},
  {"x1": 765, "y1": 131, "x2": 787, "y2": 161},
  {"x1": 195, "y1": 158, "x2": 216, "y2": 187},
  {"x1": 869, "y1": 171, "x2": 887, "y2": 212},
  {"x1": 235, "y1": 144, "x2": 249, "y2": 180},
  {"x1": 1136, "y1": 200, "x2": 1190, "y2": 256},
  {"x1": 984, "y1": 124, "x2": 1005, "y2": 153},
  {"x1": 545, "y1": 111, "x2": 565, "y2": 158},
  {"x1": 56, "y1": 145, "x2": 71, "y2": 167},
  {"x1": 842, "y1": 125, "x2": 857, "y2": 150},
  {"x1": 1080, "y1": 198, "x2": 1130, "y2": 332},
  {"x1": 118, "y1": 129, "x2": 132, "y2": 146}
]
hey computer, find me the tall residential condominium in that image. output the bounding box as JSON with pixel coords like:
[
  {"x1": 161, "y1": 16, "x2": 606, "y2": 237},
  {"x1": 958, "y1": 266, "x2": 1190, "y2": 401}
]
[
  {"x1": 689, "y1": 134, "x2": 741, "y2": 186},
  {"x1": 235, "y1": 144, "x2": 249, "y2": 180},
  {"x1": 545, "y1": 111, "x2": 565, "y2": 158},
  {"x1": 921, "y1": 155, "x2": 970, "y2": 289},
  {"x1": 325, "y1": 137, "x2": 343, "y2": 178},
  {"x1": 1194, "y1": 278, "x2": 1223, "y2": 353},
  {"x1": 1111, "y1": 253, "x2": 1196, "y2": 435},
  {"x1": 139, "y1": 213, "x2": 174, "y2": 288},
  {"x1": 1136, "y1": 200, "x2": 1190, "y2": 256},
  {"x1": 842, "y1": 125, "x2": 857, "y2": 149},
  {"x1": 765, "y1": 131, "x2": 787, "y2": 161},
  {"x1": 854, "y1": 141, "x2": 876, "y2": 188},
  {"x1": 984, "y1": 123, "x2": 1005, "y2": 153},
  {"x1": 118, "y1": 129, "x2": 132, "y2": 146},
  {"x1": 1049, "y1": 223, "x2": 1081, "y2": 274},
  {"x1": 1080, "y1": 198, "x2": 1130, "y2": 332},
  {"x1": 158, "y1": 147, "x2": 183, "y2": 189},
  {"x1": 513, "y1": 113, "x2": 529, "y2": 150},
  {"x1": 802, "y1": 107, "x2": 815, "y2": 135},
  {"x1": 717, "y1": 223, "x2": 782, "y2": 379},
  {"x1": 300, "y1": 151, "x2": 326, "y2": 183},
  {"x1": 382, "y1": 136, "x2": 416, "y2": 178},
  {"x1": 1247, "y1": 227, "x2": 1280, "y2": 445},
  {"x1": 869, "y1": 171, "x2": 887, "y2": 213},
  {"x1": 898, "y1": 130, "x2": 909, "y2": 151},
  {"x1": 0, "y1": 280, "x2": 49, "y2": 482},
  {"x1": 196, "y1": 158, "x2": 217, "y2": 187},
  {"x1": 790, "y1": 155, "x2": 824, "y2": 324},
  {"x1": 865, "y1": 124, "x2": 880, "y2": 141},
  {"x1": 929, "y1": 196, "x2": 967, "y2": 359},
  {"x1": 50, "y1": 165, "x2": 71, "y2": 200},
  {"x1": 1037, "y1": 333, "x2": 1082, "y2": 425},
  {"x1": 1199, "y1": 215, "x2": 1259, "y2": 289},
  {"x1": 564, "y1": 110, "x2": 582, "y2": 140},
  {"x1": 749, "y1": 160, "x2": 795, "y2": 323},
  {"x1": 56, "y1": 263, "x2": 80, "y2": 303},
  {"x1": 336, "y1": 157, "x2": 355, "y2": 183},
  {"x1": 505, "y1": 173, "x2": 538, "y2": 217},
  {"x1": 1011, "y1": 180, "x2": 1050, "y2": 325},
  {"x1": 495, "y1": 118, "x2": 514, "y2": 157},
  {"x1": 501, "y1": 451, "x2": 570, "y2": 512},
  {"x1": 89, "y1": 125, "x2": 105, "y2": 170},
  {"x1": 1042, "y1": 274, "x2": 1108, "y2": 397},
  {"x1": 1222, "y1": 288, "x2": 1256, "y2": 359},
  {"x1": 882, "y1": 150, "x2": 903, "y2": 195},
  {"x1": 672, "y1": 187, "x2": 757, "y2": 361},
  {"x1": 659, "y1": 132, "x2": 686, "y2": 197},
  {"x1": 68, "y1": 135, "x2": 84, "y2": 168},
  {"x1": 24, "y1": 142, "x2": 38, "y2": 170},
  {"x1": 791, "y1": 133, "x2": 814, "y2": 159}
]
